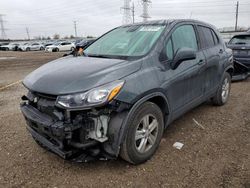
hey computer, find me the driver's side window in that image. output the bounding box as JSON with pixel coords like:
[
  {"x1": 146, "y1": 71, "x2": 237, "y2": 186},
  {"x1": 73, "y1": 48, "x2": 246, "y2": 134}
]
[{"x1": 160, "y1": 24, "x2": 198, "y2": 62}]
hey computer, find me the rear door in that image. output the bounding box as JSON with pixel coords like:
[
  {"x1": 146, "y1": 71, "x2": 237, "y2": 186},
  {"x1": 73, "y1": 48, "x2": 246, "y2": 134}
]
[
  {"x1": 197, "y1": 25, "x2": 224, "y2": 93},
  {"x1": 161, "y1": 24, "x2": 207, "y2": 115},
  {"x1": 31, "y1": 43, "x2": 39, "y2": 50},
  {"x1": 65, "y1": 42, "x2": 72, "y2": 51}
]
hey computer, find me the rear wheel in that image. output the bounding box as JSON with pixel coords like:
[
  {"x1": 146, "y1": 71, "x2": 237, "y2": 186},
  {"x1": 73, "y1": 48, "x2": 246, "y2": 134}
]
[
  {"x1": 40, "y1": 47, "x2": 44, "y2": 50},
  {"x1": 55, "y1": 48, "x2": 59, "y2": 52},
  {"x1": 120, "y1": 102, "x2": 164, "y2": 164},
  {"x1": 26, "y1": 47, "x2": 30, "y2": 51},
  {"x1": 212, "y1": 72, "x2": 231, "y2": 106}
]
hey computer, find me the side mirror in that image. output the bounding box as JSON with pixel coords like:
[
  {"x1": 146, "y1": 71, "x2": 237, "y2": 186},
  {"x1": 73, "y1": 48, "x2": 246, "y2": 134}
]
[{"x1": 171, "y1": 48, "x2": 196, "y2": 70}]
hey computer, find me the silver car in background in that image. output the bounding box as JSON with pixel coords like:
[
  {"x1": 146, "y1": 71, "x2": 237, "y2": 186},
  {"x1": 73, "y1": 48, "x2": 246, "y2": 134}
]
[
  {"x1": 45, "y1": 41, "x2": 75, "y2": 52},
  {"x1": 19, "y1": 42, "x2": 45, "y2": 51}
]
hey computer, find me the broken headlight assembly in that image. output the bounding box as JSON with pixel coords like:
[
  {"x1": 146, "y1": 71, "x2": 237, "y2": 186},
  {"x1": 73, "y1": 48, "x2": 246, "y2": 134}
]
[{"x1": 56, "y1": 80, "x2": 124, "y2": 109}]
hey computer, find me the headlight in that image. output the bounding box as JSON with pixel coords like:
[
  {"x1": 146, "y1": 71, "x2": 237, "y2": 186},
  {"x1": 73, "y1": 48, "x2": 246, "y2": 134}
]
[{"x1": 56, "y1": 80, "x2": 124, "y2": 109}]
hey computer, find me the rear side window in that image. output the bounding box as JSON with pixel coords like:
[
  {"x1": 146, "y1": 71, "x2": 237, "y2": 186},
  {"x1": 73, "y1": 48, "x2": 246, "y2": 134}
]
[
  {"x1": 171, "y1": 25, "x2": 198, "y2": 53},
  {"x1": 211, "y1": 30, "x2": 219, "y2": 45},
  {"x1": 197, "y1": 26, "x2": 216, "y2": 49}
]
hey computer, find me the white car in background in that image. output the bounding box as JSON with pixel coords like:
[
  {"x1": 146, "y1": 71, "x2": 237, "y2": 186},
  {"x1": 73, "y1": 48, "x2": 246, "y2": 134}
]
[
  {"x1": 19, "y1": 42, "x2": 45, "y2": 51},
  {"x1": 0, "y1": 43, "x2": 20, "y2": 51},
  {"x1": 45, "y1": 42, "x2": 75, "y2": 52}
]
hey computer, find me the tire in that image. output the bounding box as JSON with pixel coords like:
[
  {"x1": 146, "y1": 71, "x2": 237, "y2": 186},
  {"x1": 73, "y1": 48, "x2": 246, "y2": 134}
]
[
  {"x1": 212, "y1": 72, "x2": 231, "y2": 106},
  {"x1": 40, "y1": 47, "x2": 44, "y2": 50},
  {"x1": 5, "y1": 47, "x2": 9, "y2": 51},
  {"x1": 120, "y1": 102, "x2": 164, "y2": 164},
  {"x1": 26, "y1": 47, "x2": 30, "y2": 51},
  {"x1": 55, "y1": 48, "x2": 59, "y2": 52}
]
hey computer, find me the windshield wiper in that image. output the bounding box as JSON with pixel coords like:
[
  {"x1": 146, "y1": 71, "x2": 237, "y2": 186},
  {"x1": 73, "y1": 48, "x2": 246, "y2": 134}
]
[{"x1": 87, "y1": 54, "x2": 111, "y2": 59}]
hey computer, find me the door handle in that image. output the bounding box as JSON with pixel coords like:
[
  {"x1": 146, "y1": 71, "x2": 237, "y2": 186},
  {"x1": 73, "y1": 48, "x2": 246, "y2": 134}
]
[{"x1": 198, "y1": 59, "x2": 205, "y2": 65}]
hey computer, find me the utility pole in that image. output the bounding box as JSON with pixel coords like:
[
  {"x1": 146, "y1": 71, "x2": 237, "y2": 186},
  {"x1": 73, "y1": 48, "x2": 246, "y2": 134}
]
[
  {"x1": 26, "y1": 27, "x2": 30, "y2": 40},
  {"x1": 121, "y1": 0, "x2": 132, "y2": 25},
  {"x1": 235, "y1": 1, "x2": 239, "y2": 31},
  {"x1": 0, "y1": 14, "x2": 7, "y2": 39},
  {"x1": 141, "y1": 0, "x2": 151, "y2": 22},
  {"x1": 74, "y1": 21, "x2": 77, "y2": 38},
  {"x1": 132, "y1": 2, "x2": 135, "y2": 23}
]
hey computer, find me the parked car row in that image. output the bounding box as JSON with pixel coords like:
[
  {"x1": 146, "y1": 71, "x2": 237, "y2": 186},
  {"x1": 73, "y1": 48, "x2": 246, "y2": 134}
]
[{"x1": 0, "y1": 39, "x2": 95, "y2": 52}]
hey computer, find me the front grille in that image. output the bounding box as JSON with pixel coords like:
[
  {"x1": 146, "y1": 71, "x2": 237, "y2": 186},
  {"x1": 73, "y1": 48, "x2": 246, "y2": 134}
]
[
  {"x1": 34, "y1": 92, "x2": 57, "y2": 100},
  {"x1": 28, "y1": 91, "x2": 63, "y2": 120}
]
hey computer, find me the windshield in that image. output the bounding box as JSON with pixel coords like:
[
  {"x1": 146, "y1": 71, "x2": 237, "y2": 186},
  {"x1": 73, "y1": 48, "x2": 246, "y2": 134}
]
[
  {"x1": 229, "y1": 35, "x2": 250, "y2": 45},
  {"x1": 84, "y1": 25, "x2": 165, "y2": 58},
  {"x1": 53, "y1": 42, "x2": 61, "y2": 46}
]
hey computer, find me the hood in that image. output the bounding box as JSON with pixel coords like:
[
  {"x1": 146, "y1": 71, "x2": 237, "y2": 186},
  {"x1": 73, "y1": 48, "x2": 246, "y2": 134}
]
[
  {"x1": 23, "y1": 56, "x2": 141, "y2": 95},
  {"x1": 20, "y1": 45, "x2": 29, "y2": 48},
  {"x1": 46, "y1": 45, "x2": 57, "y2": 48}
]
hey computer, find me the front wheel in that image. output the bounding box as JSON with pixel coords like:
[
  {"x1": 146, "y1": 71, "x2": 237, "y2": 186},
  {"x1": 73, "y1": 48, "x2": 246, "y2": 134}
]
[
  {"x1": 120, "y1": 102, "x2": 164, "y2": 164},
  {"x1": 212, "y1": 72, "x2": 231, "y2": 106}
]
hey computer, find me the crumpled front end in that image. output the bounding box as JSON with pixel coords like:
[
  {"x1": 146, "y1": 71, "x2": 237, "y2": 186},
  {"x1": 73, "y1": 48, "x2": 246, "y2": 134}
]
[{"x1": 20, "y1": 90, "x2": 129, "y2": 162}]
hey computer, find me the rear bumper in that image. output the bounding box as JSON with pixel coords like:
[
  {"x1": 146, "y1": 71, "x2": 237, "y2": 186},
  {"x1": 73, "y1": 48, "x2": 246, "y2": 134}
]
[
  {"x1": 232, "y1": 60, "x2": 250, "y2": 81},
  {"x1": 234, "y1": 57, "x2": 250, "y2": 69},
  {"x1": 20, "y1": 103, "x2": 97, "y2": 160}
]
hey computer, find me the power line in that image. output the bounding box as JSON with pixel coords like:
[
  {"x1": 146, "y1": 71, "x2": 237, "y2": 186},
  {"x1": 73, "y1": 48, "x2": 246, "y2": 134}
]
[
  {"x1": 121, "y1": 0, "x2": 132, "y2": 25},
  {"x1": 235, "y1": 1, "x2": 239, "y2": 31},
  {"x1": 132, "y1": 2, "x2": 135, "y2": 24},
  {"x1": 74, "y1": 21, "x2": 77, "y2": 38},
  {"x1": 26, "y1": 27, "x2": 30, "y2": 40},
  {"x1": 0, "y1": 14, "x2": 7, "y2": 39},
  {"x1": 141, "y1": 0, "x2": 151, "y2": 22}
]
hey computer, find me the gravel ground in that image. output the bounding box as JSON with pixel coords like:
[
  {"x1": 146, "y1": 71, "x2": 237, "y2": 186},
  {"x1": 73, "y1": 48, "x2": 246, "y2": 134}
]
[{"x1": 0, "y1": 51, "x2": 249, "y2": 188}]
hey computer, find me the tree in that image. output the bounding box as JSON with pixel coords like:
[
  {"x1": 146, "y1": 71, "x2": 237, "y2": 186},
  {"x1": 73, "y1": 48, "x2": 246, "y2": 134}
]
[{"x1": 53, "y1": 34, "x2": 60, "y2": 39}]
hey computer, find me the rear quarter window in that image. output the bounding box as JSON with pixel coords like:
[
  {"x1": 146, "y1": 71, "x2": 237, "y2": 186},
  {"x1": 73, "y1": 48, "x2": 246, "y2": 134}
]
[{"x1": 197, "y1": 26, "x2": 216, "y2": 49}]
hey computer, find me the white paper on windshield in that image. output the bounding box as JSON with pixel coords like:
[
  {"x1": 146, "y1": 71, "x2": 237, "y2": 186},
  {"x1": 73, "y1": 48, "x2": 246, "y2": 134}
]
[{"x1": 139, "y1": 26, "x2": 162, "y2": 32}]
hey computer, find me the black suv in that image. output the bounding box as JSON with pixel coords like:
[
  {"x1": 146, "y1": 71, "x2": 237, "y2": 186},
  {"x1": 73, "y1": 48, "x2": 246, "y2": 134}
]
[
  {"x1": 227, "y1": 33, "x2": 250, "y2": 69},
  {"x1": 21, "y1": 19, "x2": 233, "y2": 164}
]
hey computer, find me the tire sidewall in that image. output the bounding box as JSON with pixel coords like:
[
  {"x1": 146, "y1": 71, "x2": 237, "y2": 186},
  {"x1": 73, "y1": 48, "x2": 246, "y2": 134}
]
[
  {"x1": 215, "y1": 72, "x2": 231, "y2": 105},
  {"x1": 123, "y1": 102, "x2": 164, "y2": 164}
]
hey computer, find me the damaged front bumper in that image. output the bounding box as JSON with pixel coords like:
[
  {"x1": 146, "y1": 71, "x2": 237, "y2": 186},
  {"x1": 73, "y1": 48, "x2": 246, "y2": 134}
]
[
  {"x1": 20, "y1": 92, "x2": 129, "y2": 162},
  {"x1": 21, "y1": 103, "x2": 99, "y2": 160}
]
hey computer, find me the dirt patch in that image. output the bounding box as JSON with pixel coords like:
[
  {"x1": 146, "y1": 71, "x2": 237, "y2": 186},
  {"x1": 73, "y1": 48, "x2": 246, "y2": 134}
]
[{"x1": 0, "y1": 51, "x2": 249, "y2": 187}]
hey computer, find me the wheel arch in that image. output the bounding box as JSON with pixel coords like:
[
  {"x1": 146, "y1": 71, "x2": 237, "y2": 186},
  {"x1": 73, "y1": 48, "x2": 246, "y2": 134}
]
[
  {"x1": 225, "y1": 66, "x2": 234, "y2": 77},
  {"x1": 103, "y1": 91, "x2": 170, "y2": 157}
]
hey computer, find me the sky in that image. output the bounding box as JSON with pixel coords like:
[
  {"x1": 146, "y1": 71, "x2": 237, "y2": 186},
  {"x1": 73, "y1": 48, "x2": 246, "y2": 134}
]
[{"x1": 0, "y1": 0, "x2": 250, "y2": 39}]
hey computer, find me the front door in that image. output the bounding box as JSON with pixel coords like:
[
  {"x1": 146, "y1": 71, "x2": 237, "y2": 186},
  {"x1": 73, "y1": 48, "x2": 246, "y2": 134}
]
[{"x1": 160, "y1": 24, "x2": 207, "y2": 117}]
